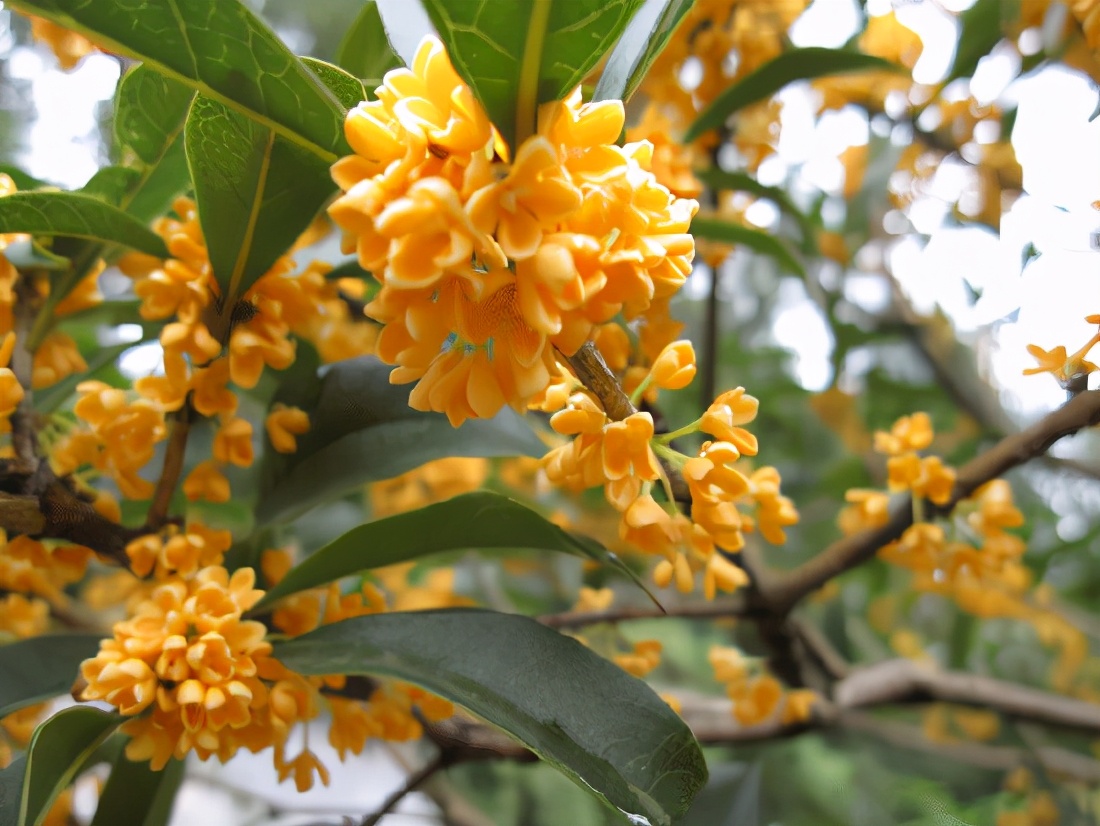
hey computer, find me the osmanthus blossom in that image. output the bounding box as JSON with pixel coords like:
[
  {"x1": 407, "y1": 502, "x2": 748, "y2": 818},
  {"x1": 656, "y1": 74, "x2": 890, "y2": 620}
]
[{"x1": 328, "y1": 35, "x2": 699, "y2": 426}]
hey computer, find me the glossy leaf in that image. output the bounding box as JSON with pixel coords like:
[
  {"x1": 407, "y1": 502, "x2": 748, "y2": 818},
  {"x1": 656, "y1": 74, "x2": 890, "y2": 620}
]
[
  {"x1": 693, "y1": 167, "x2": 817, "y2": 245},
  {"x1": 255, "y1": 356, "x2": 545, "y2": 525},
  {"x1": 335, "y1": 1, "x2": 402, "y2": 80},
  {"x1": 273, "y1": 609, "x2": 707, "y2": 825},
  {"x1": 0, "y1": 758, "x2": 26, "y2": 826},
  {"x1": 185, "y1": 94, "x2": 334, "y2": 304},
  {"x1": 420, "y1": 0, "x2": 645, "y2": 149},
  {"x1": 113, "y1": 65, "x2": 194, "y2": 221},
  {"x1": 0, "y1": 192, "x2": 168, "y2": 257},
  {"x1": 7, "y1": 0, "x2": 347, "y2": 162},
  {"x1": 80, "y1": 166, "x2": 141, "y2": 205},
  {"x1": 593, "y1": 0, "x2": 694, "y2": 103},
  {"x1": 256, "y1": 492, "x2": 635, "y2": 610},
  {"x1": 0, "y1": 635, "x2": 102, "y2": 718},
  {"x1": 90, "y1": 755, "x2": 184, "y2": 826},
  {"x1": 684, "y1": 48, "x2": 902, "y2": 142},
  {"x1": 11, "y1": 707, "x2": 121, "y2": 826},
  {"x1": 690, "y1": 216, "x2": 805, "y2": 277}
]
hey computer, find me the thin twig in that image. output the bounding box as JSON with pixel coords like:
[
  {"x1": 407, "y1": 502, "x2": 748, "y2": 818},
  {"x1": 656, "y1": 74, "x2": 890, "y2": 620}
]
[
  {"x1": 761, "y1": 389, "x2": 1100, "y2": 613},
  {"x1": 539, "y1": 596, "x2": 755, "y2": 629},
  {"x1": 360, "y1": 753, "x2": 447, "y2": 826},
  {"x1": 10, "y1": 271, "x2": 43, "y2": 468},
  {"x1": 145, "y1": 402, "x2": 193, "y2": 530}
]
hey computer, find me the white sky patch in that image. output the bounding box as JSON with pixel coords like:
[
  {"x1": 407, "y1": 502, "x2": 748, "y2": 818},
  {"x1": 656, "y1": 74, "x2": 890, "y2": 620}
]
[{"x1": 771, "y1": 279, "x2": 833, "y2": 391}]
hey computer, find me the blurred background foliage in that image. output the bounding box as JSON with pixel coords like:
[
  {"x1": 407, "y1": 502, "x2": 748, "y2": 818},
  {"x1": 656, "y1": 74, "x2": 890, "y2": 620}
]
[{"x1": 3, "y1": 0, "x2": 1100, "y2": 823}]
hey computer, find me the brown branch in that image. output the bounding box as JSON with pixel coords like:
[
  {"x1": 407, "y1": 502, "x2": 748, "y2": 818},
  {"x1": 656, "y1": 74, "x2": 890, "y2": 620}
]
[
  {"x1": 360, "y1": 753, "x2": 447, "y2": 826},
  {"x1": 833, "y1": 658, "x2": 1100, "y2": 732},
  {"x1": 761, "y1": 389, "x2": 1100, "y2": 613},
  {"x1": 145, "y1": 402, "x2": 192, "y2": 530},
  {"x1": 11, "y1": 271, "x2": 44, "y2": 468}
]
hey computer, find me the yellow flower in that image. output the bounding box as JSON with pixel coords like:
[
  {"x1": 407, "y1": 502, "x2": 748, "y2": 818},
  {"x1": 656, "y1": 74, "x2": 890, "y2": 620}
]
[
  {"x1": 25, "y1": 14, "x2": 98, "y2": 70},
  {"x1": 213, "y1": 416, "x2": 254, "y2": 468},
  {"x1": 1024, "y1": 341, "x2": 1099, "y2": 384},
  {"x1": 700, "y1": 387, "x2": 759, "y2": 454},
  {"x1": 874, "y1": 412, "x2": 934, "y2": 456},
  {"x1": 648, "y1": 340, "x2": 696, "y2": 391},
  {"x1": 265, "y1": 404, "x2": 310, "y2": 454},
  {"x1": 183, "y1": 460, "x2": 231, "y2": 503}
]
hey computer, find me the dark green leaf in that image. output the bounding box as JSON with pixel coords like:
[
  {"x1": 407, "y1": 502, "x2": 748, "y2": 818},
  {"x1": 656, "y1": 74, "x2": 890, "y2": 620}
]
[
  {"x1": 256, "y1": 491, "x2": 634, "y2": 610},
  {"x1": 593, "y1": 0, "x2": 694, "y2": 103},
  {"x1": 420, "y1": 0, "x2": 645, "y2": 150},
  {"x1": 7, "y1": 0, "x2": 348, "y2": 162},
  {"x1": 185, "y1": 94, "x2": 334, "y2": 304},
  {"x1": 0, "y1": 758, "x2": 27, "y2": 826},
  {"x1": 690, "y1": 216, "x2": 805, "y2": 276},
  {"x1": 336, "y1": 1, "x2": 402, "y2": 80},
  {"x1": 0, "y1": 635, "x2": 102, "y2": 718},
  {"x1": 273, "y1": 609, "x2": 707, "y2": 825},
  {"x1": 944, "y1": 0, "x2": 1003, "y2": 85},
  {"x1": 0, "y1": 238, "x2": 69, "y2": 271},
  {"x1": 13, "y1": 707, "x2": 121, "y2": 826},
  {"x1": 80, "y1": 166, "x2": 141, "y2": 205},
  {"x1": 693, "y1": 167, "x2": 817, "y2": 245},
  {"x1": 255, "y1": 356, "x2": 545, "y2": 526},
  {"x1": 0, "y1": 192, "x2": 168, "y2": 256},
  {"x1": 90, "y1": 755, "x2": 183, "y2": 826},
  {"x1": 121, "y1": 139, "x2": 191, "y2": 225},
  {"x1": 684, "y1": 48, "x2": 903, "y2": 142}
]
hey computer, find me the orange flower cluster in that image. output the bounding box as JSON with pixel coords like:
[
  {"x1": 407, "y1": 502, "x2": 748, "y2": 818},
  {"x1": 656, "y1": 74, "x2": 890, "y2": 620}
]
[
  {"x1": 328, "y1": 36, "x2": 698, "y2": 426},
  {"x1": 543, "y1": 343, "x2": 796, "y2": 597},
  {"x1": 709, "y1": 645, "x2": 815, "y2": 726},
  {"x1": 873, "y1": 411, "x2": 956, "y2": 505},
  {"x1": 0, "y1": 532, "x2": 90, "y2": 604}
]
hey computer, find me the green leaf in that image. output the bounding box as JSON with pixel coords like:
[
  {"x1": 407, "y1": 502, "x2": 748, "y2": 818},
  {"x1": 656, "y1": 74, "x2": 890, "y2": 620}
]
[
  {"x1": 0, "y1": 238, "x2": 70, "y2": 272},
  {"x1": 0, "y1": 635, "x2": 102, "y2": 718},
  {"x1": 684, "y1": 48, "x2": 903, "y2": 142},
  {"x1": 943, "y1": 0, "x2": 1004, "y2": 85},
  {"x1": 272, "y1": 609, "x2": 707, "y2": 825},
  {"x1": 0, "y1": 758, "x2": 27, "y2": 826},
  {"x1": 0, "y1": 192, "x2": 168, "y2": 257},
  {"x1": 420, "y1": 0, "x2": 645, "y2": 150},
  {"x1": 0, "y1": 165, "x2": 49, "y2": 192},
  {"x1": 335, "y1": 1, "x2": 402, "y2": 80},
  {"x1": 593, "y1": 0, "x2": 694, "y2": 103},
  {"x1": 301, "y1": 58, "x2": 368, "y2": 110},
  {"x1": 7, "y1": 0, "x2": 348, "y2": 163},
  {"x1": 80, "y1": 166, "x2": 141, "y2": 205},
  {"x1": 113, "y1": 65, "x2": 194, "y2": 222},
  {"x1": 11, "y1": 707, "x2": 121, "y2": 826},
  {"x1": 90, "y1": 755, "x2": 184, "y2": 826},
  {"x1": 256, "y1": 491, "x2": 637, "y2": 610},
  {"x1": 690, "y1": 216, "x2": 805, "y2": 276},
  {"x1": 693, "y1": 167, "x2": 817, "y2": 246},
  {"x1": 255, "y1": 356, "x2": 545, "y2": 525},
  {"x1": 184, "y1": 94, "x2": 334, "y2": 305}
]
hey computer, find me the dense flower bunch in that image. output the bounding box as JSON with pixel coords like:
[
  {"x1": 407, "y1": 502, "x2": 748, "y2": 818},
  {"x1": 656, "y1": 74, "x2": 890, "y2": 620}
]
[
  {"x1": 329, "y1": 36, "x2": 698, "y2": 426},
  {"x1": 543, "y1": 340, "x2": 797, "y2": 598},
  {"x1": 1024, "y1": 313, "x2": 1100, "y2": 389},
  {"x1": 842, "y1": 414, "x2": 1089, "y2": 697}
]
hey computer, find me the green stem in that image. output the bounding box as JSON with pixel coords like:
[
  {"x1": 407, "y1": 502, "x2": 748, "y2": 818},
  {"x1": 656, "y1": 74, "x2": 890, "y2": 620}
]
[{"x1": 655, "y1": 418, "x2": 702, "y2": 445}]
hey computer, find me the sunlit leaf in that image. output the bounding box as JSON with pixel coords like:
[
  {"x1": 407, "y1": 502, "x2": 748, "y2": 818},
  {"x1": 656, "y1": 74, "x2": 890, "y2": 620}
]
[
  {"x1": 3, "y1": 707, "x2": 121, "y2": 826},
  {"x1": 255, "y1": 356, "x2": 545, "y2": 526},
  {"x1": 255, "y1": 492, "x2": 646, "y2": 610},
  {"x1": 684, "y1": 48, "x2": 902, "y2": 142},
  {"x1": 273, "y1": 609, "x2": 707, "y2": 825},
  {"x1": 0, "y1": 635, "x2": 100, "y2": 718},
  {"x1": 0, "y1": 192, "x2": 167, "y2": 257},
  {"x1": 7, "y1": 0, "x2": 347, "y2": 162},
  {"x1": 336, "y1": 1, "x2": 402, "y2": 80},
  {"x1": 420, "y1": 0, "x2": 645, "y2": 149},
  {"x1": 593, "y1": 0, "x2": 694, "y2": 103},
  {"x1": 690, "y1": 216, "x2": 805, "y2": 276},
  {"x1": 80, "y1": 166, "x2": 141, "y2": 205}
]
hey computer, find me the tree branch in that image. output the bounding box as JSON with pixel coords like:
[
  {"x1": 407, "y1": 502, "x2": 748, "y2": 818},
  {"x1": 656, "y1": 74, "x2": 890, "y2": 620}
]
[
  {"x1": 539, "y1": 596, "x2": 757, "y2": 629},
  {"x1": 761, "y1": 389, "x2": 1100, "y2": 612},
  {"x1": 145, "y1": 402, "x2": 192, "y2": 530},
  {"x1": 360, "y1": 753, "x2": 447, "y2": 826}
]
